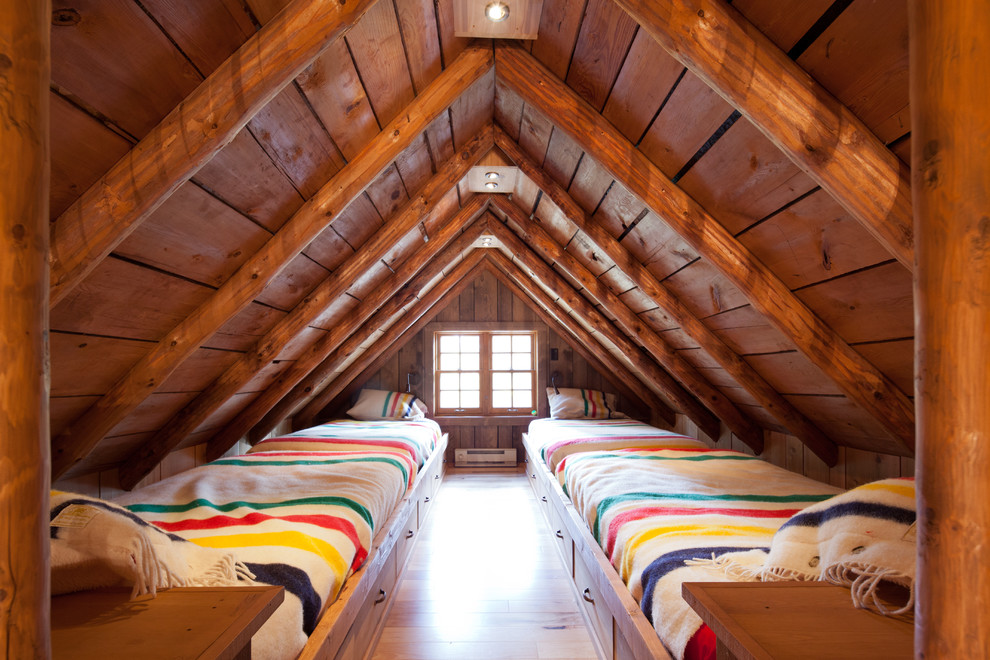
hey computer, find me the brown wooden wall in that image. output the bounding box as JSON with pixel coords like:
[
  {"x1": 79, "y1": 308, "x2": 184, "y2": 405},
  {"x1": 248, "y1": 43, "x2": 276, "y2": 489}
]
[{"x1": 320, "y1": 269, "x2": 651, "y2": 463}]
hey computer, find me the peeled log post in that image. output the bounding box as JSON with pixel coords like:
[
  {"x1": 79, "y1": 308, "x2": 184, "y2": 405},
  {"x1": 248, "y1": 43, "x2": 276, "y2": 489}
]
[
  {"x1": 911, "y1": 1, "x2": 990, "y2": 655},
  {"x1": 0, "y1": 1, "x2": 51, "y2": 656}
]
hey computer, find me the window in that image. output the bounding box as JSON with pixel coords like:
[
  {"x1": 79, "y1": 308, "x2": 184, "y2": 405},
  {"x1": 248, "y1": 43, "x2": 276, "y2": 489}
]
[{"x1": 432, "y1": 329, "x2": 538, "y2": 415}]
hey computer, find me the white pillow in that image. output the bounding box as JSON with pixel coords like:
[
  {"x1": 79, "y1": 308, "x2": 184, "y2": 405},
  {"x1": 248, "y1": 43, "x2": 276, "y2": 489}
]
[
  {"x1": 546, "y1": 387, "x2": 625, "y2": 419},
  {"x1": 347, "y1": 389, "x2": 422, "y2": 420}
]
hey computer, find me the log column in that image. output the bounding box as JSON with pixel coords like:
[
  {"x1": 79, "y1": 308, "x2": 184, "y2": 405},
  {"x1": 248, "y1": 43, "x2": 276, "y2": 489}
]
[
  {"x1": 0, "y1": 1, "x2": 51, "y2": 657},
  {"x1": 911, "y1": 1, "x2": 990, "y2": 656}
]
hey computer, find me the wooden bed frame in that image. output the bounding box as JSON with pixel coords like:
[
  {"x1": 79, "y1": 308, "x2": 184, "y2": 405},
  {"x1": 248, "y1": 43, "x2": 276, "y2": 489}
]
[
  {"x1": 523, "y1": 433, "x2": 673, "y2": 660},
  {"x1": 293, "y1": 432, "x2": 447, "y2": 660}
]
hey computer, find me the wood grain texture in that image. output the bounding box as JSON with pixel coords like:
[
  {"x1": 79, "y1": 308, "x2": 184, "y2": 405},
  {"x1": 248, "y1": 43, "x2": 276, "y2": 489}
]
[
  {"x1": 912, "y1": 0, "x2": 990, "y2": 655},
  {"x1": 295, "y1": 250, "x2": 488, "y2": 429},
  {"x1": 121, "y1": 132, "x2": 490, "y2": 486},
  {"x1": 225, "y1": 199, "x2": 488, "y2": 451},
  {"x1": 52, "y1": 47, "x2": 494, "y2": 481},
  {"x1": 613, "y1": 0, "x2": 913, "y2": 269},
  {"x1": 487, "y1": 251, "x2": 676, "y2": 426},
  {"x1": 488, "y1": 217, "x2": 722, "y2": 440},
  {"x1": 496, "y1": 43, "x2": 915, "y2": 453},
  {"x1": 497, "y1": 126, "x2": 836, "y2": 464},
  {"x1": 0, "y1": 1, "x2": 50, "y2": 654},
  {"x1": 492, "y1": 194, "x2": 763, "y2": 453},
  {"x1": 49, "y1": 0, "x2": 377, "y2": 307}
]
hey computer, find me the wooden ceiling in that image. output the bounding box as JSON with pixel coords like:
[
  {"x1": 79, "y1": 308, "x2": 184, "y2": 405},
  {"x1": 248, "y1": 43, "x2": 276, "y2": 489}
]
[{"x1": 48, "y1": 0, "x2": 914, "y2": 488}]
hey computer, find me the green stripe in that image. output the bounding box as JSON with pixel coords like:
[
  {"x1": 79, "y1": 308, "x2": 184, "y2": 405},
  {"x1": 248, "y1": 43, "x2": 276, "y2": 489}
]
[
  {"x1": 382, "y1": 391, "x2": 394, "y2": 417},
  {"x1": 211, "y1": 456, "x2": 409, "y2": 485},
  {"x1": 126, "y1": 495, "x2": 373, "y2": 528},
  {"x1": 580, "y1": 389, "x2": 590, "y2": 416},
  {"x1": 592, "y1": 491, "x2": 834, "y2": 541}
]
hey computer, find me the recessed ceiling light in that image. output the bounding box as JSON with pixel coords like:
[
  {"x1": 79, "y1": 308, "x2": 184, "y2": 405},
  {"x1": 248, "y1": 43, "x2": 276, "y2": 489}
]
[
  {"x1": 485, "y1": 2, "x2": 509, "y2": 23},
  {"x1": 485, "y1": 171, "x2": 500, "y2": 180},
  {"x1": 485, "y1": 181, "x2": 499, "y2": 190}
]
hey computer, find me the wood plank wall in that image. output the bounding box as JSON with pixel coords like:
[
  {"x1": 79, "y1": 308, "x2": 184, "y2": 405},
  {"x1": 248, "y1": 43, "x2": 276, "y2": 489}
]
[{"x1": 322, "y1": 270, "x2": 651, "y2": 464}]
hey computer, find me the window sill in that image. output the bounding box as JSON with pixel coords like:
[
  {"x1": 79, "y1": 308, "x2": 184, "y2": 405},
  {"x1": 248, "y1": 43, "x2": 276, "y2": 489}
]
[{"x1": 432, "y1": 415, "x2": 541, "y2": 427}]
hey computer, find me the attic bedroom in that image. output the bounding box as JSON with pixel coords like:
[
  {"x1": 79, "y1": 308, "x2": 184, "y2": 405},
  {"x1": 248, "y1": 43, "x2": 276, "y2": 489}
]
[{"x1": 1, "y1": 0, "x2": 987, "y2": 657}]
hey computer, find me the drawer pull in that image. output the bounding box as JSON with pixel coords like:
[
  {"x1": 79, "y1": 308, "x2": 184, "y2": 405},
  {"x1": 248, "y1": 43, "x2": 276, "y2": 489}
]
[
  {"x1": 582, "y1": 588, "x2": 594, "y2": 604},
  {"x1": 530, "y1": 474, "x2": 536, "y2": 479},
  {"x1": 406, "y1": 530, "x2": 414, "y2": 539},
  {"x1": 434, "y1": 474, "x2": 440, "y2": 480},
  {"x1": 424, "y1": 496, "x2": 431, "y2": 503},
  {"x1": 555, "y1": 530, "x2": 564, "y2": 539},
  {"x1": 375, "y1": 588, "x2": 387, "y2": 604},
  {"x1": 541, "y1": 496, "x2": 548, "y2": 503}
]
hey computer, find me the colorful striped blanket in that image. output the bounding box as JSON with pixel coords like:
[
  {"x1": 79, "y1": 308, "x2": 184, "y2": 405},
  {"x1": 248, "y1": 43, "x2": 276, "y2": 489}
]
[
  {"x1": 112, "y1": 448, "x2": 414, "y2": 659},
  {"x1": 251, "y1": 418, "x2": 442, "y2": 468},
  {"x1": 557, "y1": 447, "x2": 841, "y2": 660},
  {"x1": 527, "y1": 418, "x2": 707, "y2": 474}
]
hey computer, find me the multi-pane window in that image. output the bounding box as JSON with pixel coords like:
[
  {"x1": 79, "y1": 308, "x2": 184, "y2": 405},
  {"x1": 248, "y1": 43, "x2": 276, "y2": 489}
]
[{"x1": 434, "y1": 330, "x2": 537, "y2": 414}]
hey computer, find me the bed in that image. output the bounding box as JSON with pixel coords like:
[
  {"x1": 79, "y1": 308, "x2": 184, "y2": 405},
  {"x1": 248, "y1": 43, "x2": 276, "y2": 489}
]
[
  {"x1": 51, "y1": 416, "x2": 446, "y2": 660},
  {"x1": 524, "y1": 417, "x2": 843, "y2": 660}
]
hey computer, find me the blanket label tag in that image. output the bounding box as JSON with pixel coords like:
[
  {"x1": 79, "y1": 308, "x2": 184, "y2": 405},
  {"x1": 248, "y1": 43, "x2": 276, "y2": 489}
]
[{"x1": 51, "y1": 504, "x2": 101, "y2": 528}]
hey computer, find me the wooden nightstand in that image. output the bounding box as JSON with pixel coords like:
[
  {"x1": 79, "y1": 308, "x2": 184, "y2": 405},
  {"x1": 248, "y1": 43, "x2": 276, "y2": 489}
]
[
  {"x1": 52, "y1": 586, "x2": 284, "y2": 660},
  {"x1": 682, "y1": 581, "x2": 913, "y2": 660}
]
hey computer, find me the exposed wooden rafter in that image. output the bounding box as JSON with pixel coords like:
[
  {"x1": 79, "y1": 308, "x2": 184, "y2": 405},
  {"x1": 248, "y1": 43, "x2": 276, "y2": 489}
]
[
  {"x1": 487, "y1": 216, "x2": 724, "y2": 441},
  {"x1": 494, "y1": 126, "x2": 837, "y2": 465},
  {"x1": 118, "y1": 132, "x2": 491, "y2": 488},
  {"x1": 496, "y1": 43, "x2": 915, "y2": 453},
  {"x1": 51, "y1": 49, "x2": 495, "y2": 480},
  {"x1": 612, "y1": 0, "x2": 914, "y2": 270},
  {"x1": 214, "y1": 199, "x2": 490, "y2": 456},
  {"x1": 485, "y1": 250, "x2": 677, "y2": 428},
  {"x1": 293, "y1": 249, "x2": 490, "y2": 430},
  {"x1": 49, "y1": 0, "x2": 379, "y2": 307},
  {"x1": 491, "y1": 194, "x2": 764, "y2": 453}
]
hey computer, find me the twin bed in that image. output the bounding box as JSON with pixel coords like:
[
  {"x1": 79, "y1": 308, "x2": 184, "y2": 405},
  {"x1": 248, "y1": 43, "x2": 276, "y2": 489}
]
[
  {"x1": 524, "y1": 411, "x2": 915, "y2": 660},
  {"x1": 52, "y1": 405, "x2": 446, "y2": 660}
]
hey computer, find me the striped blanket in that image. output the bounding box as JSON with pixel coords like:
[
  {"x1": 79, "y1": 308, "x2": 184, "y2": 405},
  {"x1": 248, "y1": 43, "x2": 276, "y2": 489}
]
[
  {"x1": 251, "y1": 418, "x2": 442, "y2": 468},
  {"x1": 112, "y1": 448, "x2": 414, "y2": 659},
  {"x1": 557, "y1": 447, "x2": 841, "y2": 660},
  {"x1": 527, "y1": 418, "x2": 707, "y2": 474}
]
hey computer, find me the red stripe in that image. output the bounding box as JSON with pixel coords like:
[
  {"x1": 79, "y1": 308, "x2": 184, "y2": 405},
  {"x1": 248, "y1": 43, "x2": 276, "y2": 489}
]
[
  {"x1": 152, "y1": 512, "x2": 368, "y2": 570},
  {"x1": 604, "y1": 506, "x2": 802, "y2": 557},
  {"x1": 258, "y1": 438, "x2": 414, "y2": 452}
]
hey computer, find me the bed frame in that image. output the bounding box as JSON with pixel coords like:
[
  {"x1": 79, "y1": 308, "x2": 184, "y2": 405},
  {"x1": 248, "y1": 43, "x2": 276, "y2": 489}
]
[
  {"x1": 522, "y1": 433, "x2": 674, "y2": 660},
  {"x1": 297, "y1": 432, "x2": 447, "y2": 660}
]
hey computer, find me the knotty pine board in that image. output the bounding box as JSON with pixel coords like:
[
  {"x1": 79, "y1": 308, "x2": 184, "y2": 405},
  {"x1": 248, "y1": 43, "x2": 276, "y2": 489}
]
[{"x1": 564, "y1": 0, "x2": 638, "y2": 112}]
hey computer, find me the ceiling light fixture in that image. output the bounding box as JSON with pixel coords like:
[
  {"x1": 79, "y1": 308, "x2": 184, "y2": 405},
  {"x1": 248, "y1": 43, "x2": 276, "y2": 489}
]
[
  {"x1": 485, "y1": 181, "x2": 499, "y2": 190},
  {"x1": 485, "y1": 1, "x2": 509, "y2": 23},
  {"x1": 485, "y1": 171, "x2": 500, "y2": 180}
]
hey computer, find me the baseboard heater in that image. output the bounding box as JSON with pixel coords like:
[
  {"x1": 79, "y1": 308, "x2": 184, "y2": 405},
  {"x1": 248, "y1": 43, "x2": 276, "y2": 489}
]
[{"x1": 454, "y1": 448, "x2": 517, "y2": 467}]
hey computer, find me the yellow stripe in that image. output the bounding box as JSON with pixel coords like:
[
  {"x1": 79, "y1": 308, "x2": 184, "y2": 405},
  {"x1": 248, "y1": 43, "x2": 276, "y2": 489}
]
[
  {"x1": 190, "y1": 531, "x2": 350, "y2": 579},
  {"x1": 858, "y1": 482, "x2": 914, "y2": 498},
  {"x1": 618, "y1": 524, "x2": 775, "y2": 581}
]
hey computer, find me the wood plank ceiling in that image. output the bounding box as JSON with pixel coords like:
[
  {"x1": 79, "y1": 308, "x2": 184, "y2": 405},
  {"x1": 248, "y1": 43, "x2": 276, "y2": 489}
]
[{"x1": 47, "y1": 0, "x2": 914, "y2": 487}]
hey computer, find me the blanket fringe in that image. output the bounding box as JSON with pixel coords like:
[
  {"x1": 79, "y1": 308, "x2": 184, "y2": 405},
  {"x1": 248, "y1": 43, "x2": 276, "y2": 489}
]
[
  {"x1": 824, "y1": 562, "x2": 914, "y2": 616},
  {"x1": 684, "y1": 553, "x2": 762, "y2": 581}
]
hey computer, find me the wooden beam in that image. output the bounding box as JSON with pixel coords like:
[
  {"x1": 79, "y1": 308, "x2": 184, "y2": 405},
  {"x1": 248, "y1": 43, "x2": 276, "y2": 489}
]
[
  {"x1": 119, "y1": 134, "x2": 490, "y2": 487},
  {"x1": 490, "y1": 195, "x2": 763, "y2": 453},
  {"x1": 486, "y1": 216, "x2": 724, "y2": 441},
  {"x1": 51, "y1": 49, "x2": 494, "y2": 480},
  {"x1": 495, "y1": 126, "x2": 836, "y2": 465},
  {"x1": 212, "y1": 200, "x2": 488, "y2": 454},
  {"x1": 912, "y1": 0, "x2": 990, "y2": 654},
  {"x1": 293, "y1": 249, "x2": 488, "y2": 430},
  {"x1": 0, "y1": 1, "x2": 50, "y2": 655},
  {"x1": 612, "y1": 0, "x2": 913, "y2": 270},
  {"x1": 49, "y1": 0, "x2": 379, "y2": 306},
  {"x1": 485, "y1": 250, "x2": 677, "y2": 428},
  {"x1": 496, "y1": 44, "x2": 915, "y2": 453}
]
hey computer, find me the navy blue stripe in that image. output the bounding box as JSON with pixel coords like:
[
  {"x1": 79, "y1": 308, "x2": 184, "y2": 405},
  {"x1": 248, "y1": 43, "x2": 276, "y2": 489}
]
[
  {"x1": 246, "y1": 562, "x2": 322, "y2": 635},
  {"x1": 640, "y1": 546, "x2": 768, "y2": 624},
  {"x1": 779, "y1": 501, "x2": 915, "y2": 532}
]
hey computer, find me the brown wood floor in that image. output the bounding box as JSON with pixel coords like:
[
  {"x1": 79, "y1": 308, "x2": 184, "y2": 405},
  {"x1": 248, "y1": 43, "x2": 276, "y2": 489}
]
[{"x1": 371, "y1": 468, "x2": 599, "y2": 660}]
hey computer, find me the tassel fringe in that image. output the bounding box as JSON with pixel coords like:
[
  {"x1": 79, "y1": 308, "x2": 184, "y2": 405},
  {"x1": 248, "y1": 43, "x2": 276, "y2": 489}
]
[{"x1": 824, "y1": 562, "x2": 914, "y2": 616}]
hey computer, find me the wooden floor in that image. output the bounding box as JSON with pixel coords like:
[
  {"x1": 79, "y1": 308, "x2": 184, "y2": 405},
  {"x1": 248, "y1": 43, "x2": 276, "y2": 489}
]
[{"x1": 371, "y1": 468, "x2": 600, "y2": 660}]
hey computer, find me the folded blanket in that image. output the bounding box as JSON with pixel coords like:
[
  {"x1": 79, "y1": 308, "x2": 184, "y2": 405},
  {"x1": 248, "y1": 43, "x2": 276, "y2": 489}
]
[
  {"x1": 702, "y1": 477, "x2": 917, "y2": 615},
  {"x1": 50, "y1": 490, "x2": 249, "y2": 598}
]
